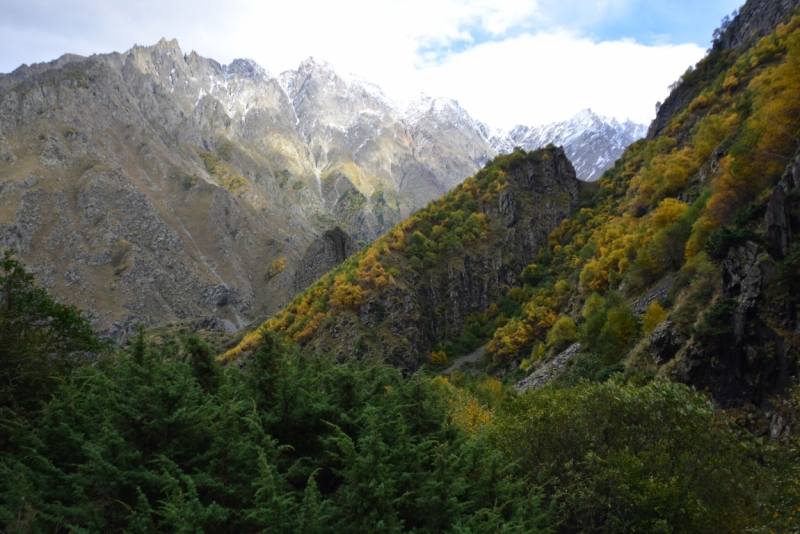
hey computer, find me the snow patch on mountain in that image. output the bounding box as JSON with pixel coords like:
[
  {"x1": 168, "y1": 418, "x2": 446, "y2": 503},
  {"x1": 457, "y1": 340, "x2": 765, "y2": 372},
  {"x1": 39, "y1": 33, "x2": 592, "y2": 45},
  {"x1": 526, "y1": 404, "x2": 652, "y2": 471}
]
[{"x1": 490, "y1": 109, "x2": 647, "y2": 181}]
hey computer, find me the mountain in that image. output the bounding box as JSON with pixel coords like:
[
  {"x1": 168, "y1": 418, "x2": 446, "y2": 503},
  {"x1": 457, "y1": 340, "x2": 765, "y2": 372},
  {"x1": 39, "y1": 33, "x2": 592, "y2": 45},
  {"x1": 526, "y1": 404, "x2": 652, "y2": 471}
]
[
  {"x1": 488, "y1": 109, "x2": 648, "y2": 182},
  {"x1": 0, "y1": 42, "x2": 498, "y2": 341}
]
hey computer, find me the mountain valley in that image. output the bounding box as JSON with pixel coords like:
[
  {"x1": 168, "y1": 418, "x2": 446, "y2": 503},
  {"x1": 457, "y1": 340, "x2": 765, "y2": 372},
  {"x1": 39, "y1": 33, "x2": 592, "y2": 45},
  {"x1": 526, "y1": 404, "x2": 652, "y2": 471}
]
[{"x1": 3, "y1": 0, "x2": 800, "y2": 531}]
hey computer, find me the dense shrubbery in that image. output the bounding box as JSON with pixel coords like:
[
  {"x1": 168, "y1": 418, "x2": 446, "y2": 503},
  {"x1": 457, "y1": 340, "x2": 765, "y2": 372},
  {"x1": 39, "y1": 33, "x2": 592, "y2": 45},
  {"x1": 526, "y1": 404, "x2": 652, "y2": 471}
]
[
  {"x1": 1, "y1": 330, "x2": 548, "y2": 533},
  {"x1": 491, "y1": 379, "x2": 770, "y2": 533}
]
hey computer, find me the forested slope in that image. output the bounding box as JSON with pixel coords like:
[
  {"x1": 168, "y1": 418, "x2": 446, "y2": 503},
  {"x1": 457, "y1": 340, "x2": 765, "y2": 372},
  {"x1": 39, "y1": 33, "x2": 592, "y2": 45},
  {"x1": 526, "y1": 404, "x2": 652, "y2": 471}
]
[{"x1": 233, "y1": 9, "x2": 800, "y2": 410}]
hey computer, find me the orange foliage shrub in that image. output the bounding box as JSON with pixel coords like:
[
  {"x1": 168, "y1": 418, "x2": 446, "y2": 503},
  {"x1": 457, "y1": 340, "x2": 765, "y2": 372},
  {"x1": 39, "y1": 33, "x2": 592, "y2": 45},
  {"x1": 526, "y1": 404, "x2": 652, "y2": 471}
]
[
  {"x1": 356, "y1": 248, "x2": 393, "y2": 290},
  {"x1": 294, "y1": 312, "x2": 327, "y2": 343},
  {"x1": 388, "y1": 228, "x2": 405, "y2": 250},
  {"x1": 329, "y1": 276, "x2": 363, "y2": 309}
]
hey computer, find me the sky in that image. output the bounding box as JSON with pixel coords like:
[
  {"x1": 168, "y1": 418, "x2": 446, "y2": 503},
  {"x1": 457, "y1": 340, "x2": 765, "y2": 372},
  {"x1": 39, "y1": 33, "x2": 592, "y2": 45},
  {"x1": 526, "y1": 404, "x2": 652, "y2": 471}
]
[{"x1": 0, "y1": 0, "x2": 744, "y2": 128}]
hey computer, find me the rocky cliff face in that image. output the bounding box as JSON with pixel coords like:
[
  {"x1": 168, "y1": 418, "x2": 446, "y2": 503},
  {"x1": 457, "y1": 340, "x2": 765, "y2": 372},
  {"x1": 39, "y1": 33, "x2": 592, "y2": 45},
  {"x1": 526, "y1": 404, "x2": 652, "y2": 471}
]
[
  {"x1": 490, "y1": 110, "x2": 647, "y2": 182},
  {"x1": 717, "y1": 0, "x2": 800, "y2": 51},
  {"x1": 675, "y1": 152, "x2": 800, "y2": 411},
  {"x1": 293, "y1": 227, "x2": 356, "y2": 293}
]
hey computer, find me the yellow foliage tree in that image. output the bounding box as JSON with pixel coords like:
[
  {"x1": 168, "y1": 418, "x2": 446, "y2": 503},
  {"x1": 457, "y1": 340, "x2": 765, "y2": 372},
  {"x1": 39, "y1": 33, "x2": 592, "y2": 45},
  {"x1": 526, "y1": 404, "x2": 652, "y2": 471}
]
[
  {"x1": 329, "y1": 277, "x2": 363, "y2": 309},
  {"x1": 266, "y1": 258, "x2": 286, "y2": 280},
  {"x1": 388, "y1": 227, "x2": 405, "y2": 251},
  {"x1": 430, "y1": 350, "x2": 448, "y2": 366},
  {"x1": 685, "y1": 216, "x2": 716, "y2": 260},
  {"x1": 356, "y1": 248, "x2": 393, "y2": 291},
  {"x1": 691, "y1": 111, "x2": 740, "y2": 163},
  {"x1": 487, "y1": 318, "x2": 534, "y2": 364},
  {"x1": 651, "y1": 198, "x2": 689, "y2": 230},
  {"x1": 448, "y1": 389, "x2": 492, "y2": 434},
  {"x1": 643, "y1": 302, "x2": 668, "y2": 335},
  {"x1": 546, "y1": 315, "x2": 579, "y2": 353}
]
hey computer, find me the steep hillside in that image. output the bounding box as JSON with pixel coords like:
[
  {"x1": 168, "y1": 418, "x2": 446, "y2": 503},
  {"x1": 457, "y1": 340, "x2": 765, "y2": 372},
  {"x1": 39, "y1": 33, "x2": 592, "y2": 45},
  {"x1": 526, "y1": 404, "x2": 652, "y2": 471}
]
[
  {"x1": 648, "y1": 0, "x2": 800, "y2": 139},
  {"x1": 490, "y1": 109, "x2": 647, "y2": 181},
  {"x1": 0, "y1": 42, "x2": 498, "y2": 339},
  {"x1": 227, "y1": 147, "x2": 580, "y2": 369},
  {"x1": 482, "y1": 8, "x2": 800, "y2": 413}
]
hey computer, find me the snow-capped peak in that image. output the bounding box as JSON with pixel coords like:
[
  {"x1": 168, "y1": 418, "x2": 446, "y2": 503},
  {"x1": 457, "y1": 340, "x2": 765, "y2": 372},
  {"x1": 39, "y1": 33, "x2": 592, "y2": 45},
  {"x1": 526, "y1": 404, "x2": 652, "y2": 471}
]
[
  {"x1": 224, "y1": 58, "x2": 272, "y2": 82},
  {"x1": 490, "y1": 109, "x2": 647, "y2": 181},
  {"x1": 402, "y1": 93, "x2": 475, "y2": 127}
]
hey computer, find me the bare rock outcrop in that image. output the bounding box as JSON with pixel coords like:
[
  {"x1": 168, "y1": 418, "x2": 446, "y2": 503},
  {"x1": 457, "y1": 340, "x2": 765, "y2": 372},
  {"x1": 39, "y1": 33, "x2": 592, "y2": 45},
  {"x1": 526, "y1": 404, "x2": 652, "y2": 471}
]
[
  {"x1": 515, "y1": 343, "x2": 582, "y2": 393},
  {"x1": 649, "y1": 320, "x2": 686, "y2": 365},
  {"x1": 716, "y1": 0, "x2": 800, "y2": 51},
  {"x1": 293, "y1": 227, "x2": 356, "y2": 293},
  {"x1": 765, "y1": 151, "x2": 799, "y2": 259},
  {"x1": 632, "y1": 277, "x2": 673, "y2": 315}
]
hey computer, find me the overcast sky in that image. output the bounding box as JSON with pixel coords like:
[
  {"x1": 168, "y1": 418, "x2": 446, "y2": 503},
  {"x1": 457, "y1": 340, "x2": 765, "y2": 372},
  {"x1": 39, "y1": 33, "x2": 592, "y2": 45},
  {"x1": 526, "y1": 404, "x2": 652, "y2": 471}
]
[{"x1": 0, "y1": 0, "x2": 743, "y2": 128}]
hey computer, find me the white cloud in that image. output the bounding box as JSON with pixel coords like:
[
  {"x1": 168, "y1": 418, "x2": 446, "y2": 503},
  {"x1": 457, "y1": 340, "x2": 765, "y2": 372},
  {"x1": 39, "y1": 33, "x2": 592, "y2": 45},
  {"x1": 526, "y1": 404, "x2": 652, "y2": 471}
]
[
  {"x1": 402, "y1": 32, "x2": 705, "y2": 127},
  {"x1": 0, "y1": 0, "x2": 707, "y2": 128}
]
